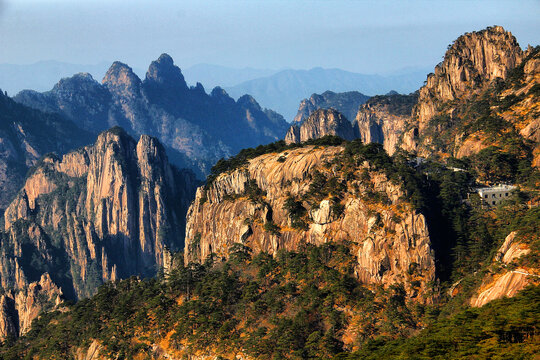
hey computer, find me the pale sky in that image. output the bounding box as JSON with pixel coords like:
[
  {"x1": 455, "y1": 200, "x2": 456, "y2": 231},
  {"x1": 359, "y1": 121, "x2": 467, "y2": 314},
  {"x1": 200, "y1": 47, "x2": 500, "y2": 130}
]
[{"x1": 0, "y1": 0, "x2": 538, "y2": 73}]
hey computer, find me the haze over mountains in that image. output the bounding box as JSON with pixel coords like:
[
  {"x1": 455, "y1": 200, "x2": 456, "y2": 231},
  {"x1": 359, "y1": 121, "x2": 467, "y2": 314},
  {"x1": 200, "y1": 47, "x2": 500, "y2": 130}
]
[
  {"x1": 225, "y1": 67, "x2": 429, "y2": 120},
  {"x1": 12, "y1": 54, "x2": 289, "y2": 178},
  {"x1": 0, "y1": 61, "x2": 116, "y2": 96},
  {"x1": 1, "y1": 60, "x2": 428, "y2": 122}
]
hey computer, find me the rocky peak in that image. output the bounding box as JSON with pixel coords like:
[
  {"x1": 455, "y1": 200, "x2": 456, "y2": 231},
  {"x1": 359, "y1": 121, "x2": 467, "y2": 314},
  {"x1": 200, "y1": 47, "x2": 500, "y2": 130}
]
[
  {"x1": 144, "y1": 53, "x2": 188, "y2": 91},
  {"x1": 12, "y1": 56, "x2": 291, "y2": 179},
  {"x1": 293, "y1": 97, "x2": 319, "y2": 125},
  {"x1": 440, "y1": 26, "x2": 521, "y2": 93},
  {"x1": 237, "y1": 94, "x2": 262, "y2": 111},
  {"x1": 210, "y1": 86, "x2": 236, "y2": 106},
  {"x1": 52, "y1": 72, "x2": 99, "y2": 92},
  {"x1": 285, "y1": 108, "x2": 355, "y2": 144},
  {"x1": 353, "y1": 93, "x2": 417, "y2": 155},
  {"x1": 185, "y1": 145, "x2": 436, "y2": 302},
  {"x1": 414, "y1": 26, "x2": 523, "y2": 130},
  {"x1": 102, "y1": 61, "x2": 142, "y2": 96},
  {"x1": 193, "y1": 82, "x2": 206, "y2": 93}
]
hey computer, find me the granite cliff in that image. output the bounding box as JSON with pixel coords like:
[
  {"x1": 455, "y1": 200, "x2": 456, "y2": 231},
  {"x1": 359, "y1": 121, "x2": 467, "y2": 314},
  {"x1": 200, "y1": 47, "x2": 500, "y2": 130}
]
[
  {"x1": 1, "y1": 26, "x2": 539, "y2": 360},
  {"x1": 469, "y1": 231, "x2": 538, "y2": 307},
  {"x1": 354, "y1": 93, "x2": 418, "y2": 155},
  {"x1": 0, "y1": 127, "x2": 197, "y2": 339},
  {"x1": 412, "y1": 26, "x2": 523, "y2": 133},
  {"x1": 185, "y1": 144, "x2": 436, "y2": 301},
  {"x1": 285, "y1": 27, "x2": 538, "y2": 174},
  {"x1": 400, "y1": 26, "x2": 539, "y2": 171}
]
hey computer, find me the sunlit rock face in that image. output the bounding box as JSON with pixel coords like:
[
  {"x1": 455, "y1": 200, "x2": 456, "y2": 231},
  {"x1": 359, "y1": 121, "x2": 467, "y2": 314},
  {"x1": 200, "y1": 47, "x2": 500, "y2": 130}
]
[
  {"x1": 0, "y1": 128, "x2": 197, "y2": 339},
  {"x1": 353, "y1": 93, "x2": 418, "y2": 155},
  {"x1": 185, "y1": 145, "x2": 436, "y2": 303}
]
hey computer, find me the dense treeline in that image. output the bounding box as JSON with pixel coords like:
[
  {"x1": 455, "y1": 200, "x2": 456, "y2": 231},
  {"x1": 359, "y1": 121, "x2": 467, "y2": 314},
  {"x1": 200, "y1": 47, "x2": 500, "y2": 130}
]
[
  {"x1": 342, "y1": 285, "x2": 539, "y2": 360},
  {"x1": 1, "y1": 243, "x2": 537, "y2": 359},
  {"x1": 1, "y1": 243, "x2": 429, "y2": 359}
]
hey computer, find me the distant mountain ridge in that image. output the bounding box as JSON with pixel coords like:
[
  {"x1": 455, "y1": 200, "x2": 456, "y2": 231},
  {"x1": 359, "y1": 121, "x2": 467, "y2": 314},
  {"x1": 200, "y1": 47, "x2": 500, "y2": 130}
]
[
  {"x1": 1, "y1": 60, "x2": 429, "y2": 124},
  {"x1": 225, "y1": 67, "x2": 428, "y2": 120},
  {"x1": 0, "y1": 61, "x2": 123, "y2": 96},
  {"x1": 182, "y1": 63, "x2": 276, "y2": 89},
  {"x1": 14, "y1": 54, "x2": 289, "y2": 178},
  {"x1": 292, "y1": 90, "x2": 371, "y2": 124}
]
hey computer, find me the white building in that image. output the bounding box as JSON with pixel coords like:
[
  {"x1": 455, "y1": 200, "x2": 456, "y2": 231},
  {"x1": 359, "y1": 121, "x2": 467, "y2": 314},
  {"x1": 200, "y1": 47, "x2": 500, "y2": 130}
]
[{"x1": 475, "y1": 185, "x2": 516, "y2": 206}]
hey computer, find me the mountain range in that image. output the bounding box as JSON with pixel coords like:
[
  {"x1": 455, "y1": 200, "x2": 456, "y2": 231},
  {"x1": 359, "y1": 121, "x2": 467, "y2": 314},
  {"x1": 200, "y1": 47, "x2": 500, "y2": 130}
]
[
  {"x1": 1, "y1": 60, "x2": 429, "y2": 123},
  {"x1": 13, "y1": 54, "x2": 289, "y2": 178},
  {"x1": 225, "y1": 67, "x2": 428, "y2": 120},
  {"x1": 0, "y1": 25, "x2": 538, "y2": 359},
  {"x1": 0, "y1": 61, "x2": 116, "y2": 96}
]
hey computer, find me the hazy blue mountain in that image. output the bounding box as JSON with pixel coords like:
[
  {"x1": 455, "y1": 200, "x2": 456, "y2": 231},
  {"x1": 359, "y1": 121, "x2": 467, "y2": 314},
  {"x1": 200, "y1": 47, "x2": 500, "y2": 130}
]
[
  {"x1": 183, "y1": 63, "x2": 277, "y2": 89},
  {"x1": 0, "y1": 61, "x2": 145, "y2": 96},
  {"x1": 225, "y1": 67, "x2": 430, "y2": 120},
  {"x1": 14, "y1": 54, "x2": 289, "y2": 178},
  {"x1": 292, "y1": 90, "x2": 370, "y2": 124}
]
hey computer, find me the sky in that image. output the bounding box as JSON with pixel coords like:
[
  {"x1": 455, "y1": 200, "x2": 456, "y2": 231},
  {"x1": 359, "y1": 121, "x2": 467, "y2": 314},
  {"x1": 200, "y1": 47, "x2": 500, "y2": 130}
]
[{"x1": 0, "y1": 0, "x2": 538, "y2": 74}]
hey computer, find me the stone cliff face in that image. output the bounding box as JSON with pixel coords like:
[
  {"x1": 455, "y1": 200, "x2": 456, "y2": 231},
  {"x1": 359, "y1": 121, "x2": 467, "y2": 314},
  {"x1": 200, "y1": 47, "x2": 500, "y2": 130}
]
[
  {"x1": 185, "y1": 145, "x2": 436, "y2": 301},
  {"x1": 0, "y1": 273, "x2": 62, "y2": 340},
  {"x1": 293, "y1": 90, "x2": 370, "y2": 125},
  {"x1": 402, "y1": 26, "x2": 529, "y2": 157},
  {"x1": 494, "y1": 47, "x2": 540, "y2": 167},
  {"x1": 0, "y1": 91, "x2": 92, "y2": 212},
  {"x1": 319, "y1": 26, "x2": 538, "y2": 168},
  {"x1": 285, "y1": 109, "x2": 356, "y2": 144},
  {"x1": 0, "y1": 127, "x2": 197, "y2": 339},
  {"x1": 413, "y1": 26, "x2": 523, "y2": 132},
  {"x1": 470, "y1": 232, "x2": 538, "y2": 307},
  {"x1": 353, "y1": 93, "x2": 417, "y2": 155},
  {"x1": 14, "y1": 54, "x2": 289, "y2": 177}
]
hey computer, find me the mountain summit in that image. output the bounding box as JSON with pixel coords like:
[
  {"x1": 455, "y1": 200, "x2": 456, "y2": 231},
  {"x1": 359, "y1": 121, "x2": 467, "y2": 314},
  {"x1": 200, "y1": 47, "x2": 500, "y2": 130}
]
[{"x1": 145, "y1": 53, "x2": 188, "y2": 89}]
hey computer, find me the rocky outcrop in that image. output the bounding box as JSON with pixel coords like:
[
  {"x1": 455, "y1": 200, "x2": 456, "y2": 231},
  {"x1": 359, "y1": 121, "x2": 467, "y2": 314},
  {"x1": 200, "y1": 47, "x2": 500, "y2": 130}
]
[
  {"x1": 341, "y1": 26, "x2": 537, "y2": 162},
  {"x1": 470, "y1": 232, "x2": 537, "y2": 307},
  {"x1": 413, "y1": 26, "x2": 523, "y2": 132},
  {"x1": 15, "y1": 54, "x2": 289, "y2": 177},
  {"x1": 0, "y1": 127, "x2": 197, "y2": 339},
  {"x1": 496, "y1": 47, "x2": 540, "y2": 167},
  {"x1": 185, "y1": 145, "x2": 436, "y2": 301},
  {"x1": 0, "y1": 270, "x2": 62, "y2": 340},
  {"x1": 76, "y1": 340, "x2": 105, "y2": 360},
  {"x1": 293, "y1": 90, "x2": 370, "y2": 125},
  {"x1": 353, "y1": 93, "x2": 417, "y2": 155},
  {"x1": 285, "y1": 109, "x2": 356, "y2": 144},
  {"x1": 402, "y1": 26, "x2": 527, "y2": 156}
]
